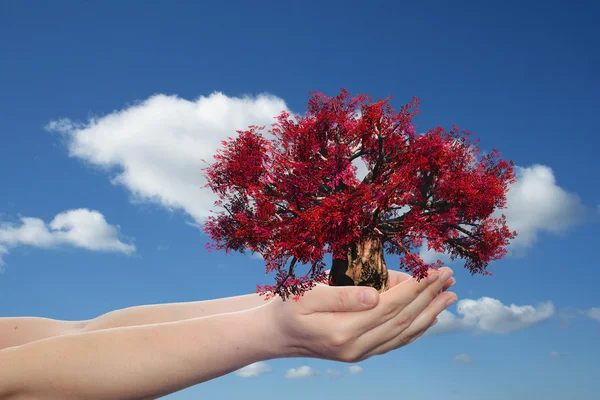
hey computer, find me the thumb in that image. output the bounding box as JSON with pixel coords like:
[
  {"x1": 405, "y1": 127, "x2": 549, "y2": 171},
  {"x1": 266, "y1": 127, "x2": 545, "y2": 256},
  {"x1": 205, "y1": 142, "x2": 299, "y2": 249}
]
[{"x1": 304, "y1": 285, "x2": 380, "y2": 313}]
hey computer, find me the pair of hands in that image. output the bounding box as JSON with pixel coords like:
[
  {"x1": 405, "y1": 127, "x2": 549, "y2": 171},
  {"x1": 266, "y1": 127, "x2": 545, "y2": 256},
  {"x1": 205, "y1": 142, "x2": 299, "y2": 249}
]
[{"x1": 264, "y1": 267, "x2": 456, "y2": 363}]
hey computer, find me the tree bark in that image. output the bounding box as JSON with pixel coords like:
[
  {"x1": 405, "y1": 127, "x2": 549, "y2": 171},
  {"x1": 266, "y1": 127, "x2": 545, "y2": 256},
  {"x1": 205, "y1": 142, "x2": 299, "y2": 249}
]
[{"x1": 329, "y1": 238, "x2": 389, "y2": 292}]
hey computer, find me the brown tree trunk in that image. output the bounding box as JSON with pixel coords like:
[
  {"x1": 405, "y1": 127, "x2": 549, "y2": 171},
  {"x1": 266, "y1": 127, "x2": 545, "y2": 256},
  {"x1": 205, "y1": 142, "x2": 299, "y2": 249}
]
[{"x1": 329, "y1": 237, "x2": 389, "y2": 293}]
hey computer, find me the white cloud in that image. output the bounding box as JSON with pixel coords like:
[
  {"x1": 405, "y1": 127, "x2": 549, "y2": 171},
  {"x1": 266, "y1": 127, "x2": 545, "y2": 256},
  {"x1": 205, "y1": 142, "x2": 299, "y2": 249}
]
[
  {"x1": 457, "y1": 297, "x2": 555, "y2": 334},
  {"x1": 453, "y1": 354, "x2": 473, "y2": 364},
  {"x1": 427, "y1": 297, "x2": 554, "y2": 335},
  {"x1": 325, "y1": 368, "x2": 341, "y2": 376},
  {"x1": 499, "y1": 165, "x2": 585, "y2": 250},
  {"x1": 0, "y1": 209, "x2": 135, "y2": 265},
  {"x1": 46, "y1": 92, "x2": 289, "y2": 224},
  {"x1": 585, "y1": 308, "x2": 600, "y2": 322},
  {"x1": 347, "y1": 365, "x2": 364, "y2": 375},
  {"x1": 234, "y1": 361, "x2": 272, "y2": 378},
  {"x1": 285, "y1": 365, "x2": 316, "y2": 379}
]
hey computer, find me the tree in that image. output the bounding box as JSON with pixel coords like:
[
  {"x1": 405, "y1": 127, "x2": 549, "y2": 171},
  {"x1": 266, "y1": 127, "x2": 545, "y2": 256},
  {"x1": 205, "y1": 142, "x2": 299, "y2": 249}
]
[{"x1": 204, "y1": 89, "x2": 516, "y2": 301}]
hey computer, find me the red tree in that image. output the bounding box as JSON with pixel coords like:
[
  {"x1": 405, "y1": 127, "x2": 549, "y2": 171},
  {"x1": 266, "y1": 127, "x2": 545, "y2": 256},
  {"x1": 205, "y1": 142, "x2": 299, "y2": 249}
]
[{"x1": 204, "y1": 89, "x2": 516, "y2": 301}]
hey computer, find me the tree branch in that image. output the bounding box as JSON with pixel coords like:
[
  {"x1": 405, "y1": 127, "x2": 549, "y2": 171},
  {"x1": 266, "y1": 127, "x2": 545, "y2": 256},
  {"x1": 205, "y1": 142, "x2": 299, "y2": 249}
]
[
  {"x1": 451, "y1": 224, "x2": 481, "y2": 239},
  {"x1": 348, "y1": 148, "x2": 366, "y2": 161},
  {"x1": 274, "y1": 257, "x2": 298, "y2": 292}
]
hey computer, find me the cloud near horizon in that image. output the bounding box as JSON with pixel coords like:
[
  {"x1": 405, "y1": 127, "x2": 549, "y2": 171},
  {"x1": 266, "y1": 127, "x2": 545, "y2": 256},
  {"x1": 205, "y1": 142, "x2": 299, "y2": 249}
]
[
  {"x1": 46, "y1": 92, "x2": 586, "y2": 259},
  {"x1": 0, "y1": 209, "x2": 135, "y2": 266},
  {"x1": 234, "y1": 362, "x2": 272, "y2": 378},
  {"x1": 285, "y1": 365, "x2": 316, "y2": 379},
  {"x1": 453, "y1": 354, "x2": 473, "y2": 364},
  {"x1": 285, "y1": 365, "x2": 363, "y2": 379},
  {"x1": 427, "y1": 296, "x2": 555, "y2": 335}
]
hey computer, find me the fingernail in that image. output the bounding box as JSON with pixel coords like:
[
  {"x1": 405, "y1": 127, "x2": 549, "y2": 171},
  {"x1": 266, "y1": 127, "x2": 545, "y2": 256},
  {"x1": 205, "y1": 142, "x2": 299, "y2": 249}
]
[
  {"x1": 446, "y1": 296, "x2": 457, "y2": 307},
  {"x1": 441, "y1": 270, "x2": 453, "y2": 283},
  {"x1": 448, "y1": 277, "x2": 456, "y2": 287},
  {"x1": 359, "y1": 290, "x2": 377, "y2": 306},
  {"x1": 428, "y1": 272, "x2": 439, "y2": 282}
]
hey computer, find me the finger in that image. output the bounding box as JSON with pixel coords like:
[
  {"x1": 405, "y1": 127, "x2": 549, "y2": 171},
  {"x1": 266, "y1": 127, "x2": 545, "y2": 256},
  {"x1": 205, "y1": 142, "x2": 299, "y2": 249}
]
[
  {"x1": 365, "y1": 292, "x2": 457, "y2": 358},
  {"x1": 300, "y1": 284, "x2": 380, "y2": 313},
  {"x1": 441, "y1": 277, "x2": 455, "y2": 292},
  {"x1": 383, "y1": 268, "x2": 446, "y2": 311},
  {"x1": 347, "y1": 268, "x2": 444, "y2": 332},
  {"x1": 400, "y1": 269, "x2": 453, "y2": 319},
  {"x1": 349, "y1": 270, "x2": 450, "y2": 346},
  {"x1": 404, "y1": 292, "x2": 457, "y2": 338},
  {"x1": 325, "y1": 270, "x2": 451, "y2": 358},
  {"x1": 388, "y1": 266, "x2": 447, "y2": 287},
  {"x1": 387, "y1": 270, "x2": 411, "y2": 287},
  {"x1": 405, "y1": 317, "x2": 438, "y2": 345}
]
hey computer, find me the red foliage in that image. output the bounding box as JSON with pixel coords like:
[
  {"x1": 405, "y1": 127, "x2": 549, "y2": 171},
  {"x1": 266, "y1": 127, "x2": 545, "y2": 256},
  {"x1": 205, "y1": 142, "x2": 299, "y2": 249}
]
[{"x1": 204, "y1": 89, "x2": 516, "y2": 300}]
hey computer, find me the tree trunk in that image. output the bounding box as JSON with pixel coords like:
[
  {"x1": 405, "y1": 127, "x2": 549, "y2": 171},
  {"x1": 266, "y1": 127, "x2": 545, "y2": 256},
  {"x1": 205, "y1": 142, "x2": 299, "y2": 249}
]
[{"x1": 329, "y1": 237, "x2": 389, "y2": 293}]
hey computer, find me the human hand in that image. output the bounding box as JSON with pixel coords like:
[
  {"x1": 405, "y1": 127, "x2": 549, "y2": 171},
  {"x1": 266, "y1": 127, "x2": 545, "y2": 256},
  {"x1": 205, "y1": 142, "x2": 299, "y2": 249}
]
[
  {"x1": 263, "y1": 268, "x2": 456, "y2": 363},
  {"x1": 388, "y1": 267, "x2": 456, "y2": 292}
]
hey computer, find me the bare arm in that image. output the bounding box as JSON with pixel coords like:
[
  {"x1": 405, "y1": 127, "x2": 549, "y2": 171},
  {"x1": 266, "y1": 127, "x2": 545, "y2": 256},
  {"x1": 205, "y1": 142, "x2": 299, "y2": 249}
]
[
  {"x1": 0, "y1": 318, "x2": 84, "y2": 351},
  {"x1": 0, "y1": 270, "x2": 454, "y2": 351},
  {"x1": 0, "y1": 305, "x2": 283, "y2": 400},
  {"x1": 0, "y1": 270, "x2": 455, "y2": 400},
  {"x1": 0, "y1": 293, "x2": 268, "y2": 350},
  {"x1": 82, "y1": 293, "x2": 267, "y2": 331}
]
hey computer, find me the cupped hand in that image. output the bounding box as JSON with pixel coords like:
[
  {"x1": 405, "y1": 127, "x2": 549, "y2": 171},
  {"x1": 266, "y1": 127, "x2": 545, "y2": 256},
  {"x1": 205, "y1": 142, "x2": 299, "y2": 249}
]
[
  {"x1": 388, "y1": 267, "x2": 456, "y2": 291},
  {"x1": 264, "y1": 268, "x2": 457, "y2": 363}
]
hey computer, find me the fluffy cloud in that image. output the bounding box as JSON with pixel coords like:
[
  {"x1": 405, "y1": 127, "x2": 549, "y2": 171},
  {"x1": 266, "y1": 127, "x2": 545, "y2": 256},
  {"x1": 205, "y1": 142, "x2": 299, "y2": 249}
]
[
  {"x1": 498, "y1": 165, "x2": 585, "y2": 250},
  {"x1": 234, "y1": 362, "x2": 272, "y2": 378},
  {"x1": 428, "y1": 297, "x2": 554, "y2": 335},
  {"x1": 453, "y1": 354, "x2": 473, "y2": 364},
  {"x1": 285, "y1": 365, "x2": 316, "y2": 379},
  {"x1": 458, "y1": 297, "x2": 555, "y2": 334},
  {"x1": 0, "y1": 209, "x2": 135, "y2": 265},
  {"x1": 325, "y1": 368, "x2": 341, "y2": 376},
  {"x1": 347, "y1": 365, "x2": 364, "y2": 375},
  {"x1": 46, "y1": 93, "x2": 289, "y2": 224}
]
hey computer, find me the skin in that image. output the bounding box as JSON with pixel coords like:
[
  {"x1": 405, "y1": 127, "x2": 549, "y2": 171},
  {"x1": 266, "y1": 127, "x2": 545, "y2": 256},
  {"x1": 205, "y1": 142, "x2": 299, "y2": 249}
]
[{"x1": 0, "y1": 268, "x2": 456, "y2": 400}]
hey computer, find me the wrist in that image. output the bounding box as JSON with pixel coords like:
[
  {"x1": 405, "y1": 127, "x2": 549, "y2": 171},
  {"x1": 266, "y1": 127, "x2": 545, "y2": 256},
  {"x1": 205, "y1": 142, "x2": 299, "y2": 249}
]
[{"x1": 252, "y1": 300, "x2": 306, "y2": 360}]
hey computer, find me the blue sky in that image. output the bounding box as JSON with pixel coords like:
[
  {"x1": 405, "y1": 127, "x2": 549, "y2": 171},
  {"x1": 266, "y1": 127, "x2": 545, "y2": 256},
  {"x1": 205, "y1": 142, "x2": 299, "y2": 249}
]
[{"x1": 1, "y1": 0, "x2": 599, "y2": 399}]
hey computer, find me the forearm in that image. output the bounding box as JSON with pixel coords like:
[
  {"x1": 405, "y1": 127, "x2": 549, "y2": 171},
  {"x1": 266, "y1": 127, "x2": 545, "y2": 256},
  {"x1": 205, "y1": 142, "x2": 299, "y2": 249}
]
[
  {"x1": 1, "y1": 305, "x2": 287, "y2": 400},
  {"x1": 0, "y1": 317, "x2": 83, "y2": 350},
  {"x1": 0, "y1": 293, "x2": 268, "y2": 350},
  {"x1": 83, "y1": 293, "x2": 268, "y2": 332}
]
